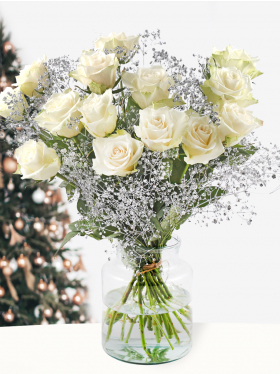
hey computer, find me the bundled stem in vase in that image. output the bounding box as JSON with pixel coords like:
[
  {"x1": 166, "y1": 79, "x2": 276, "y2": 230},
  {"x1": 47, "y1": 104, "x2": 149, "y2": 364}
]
[{"x1": 104, "y1": 255, "x2": 191, "y2": 358}]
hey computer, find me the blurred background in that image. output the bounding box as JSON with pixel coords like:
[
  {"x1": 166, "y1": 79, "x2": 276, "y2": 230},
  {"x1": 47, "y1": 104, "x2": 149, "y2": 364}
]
[{"x1": 0, "y1": 1, "x2": 279, "y2": 324}]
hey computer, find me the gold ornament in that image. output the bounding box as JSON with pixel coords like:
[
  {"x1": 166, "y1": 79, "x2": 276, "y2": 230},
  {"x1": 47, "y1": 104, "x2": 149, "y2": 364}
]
[
  {"x1": 0, "y1": 286, "x2": 5, "y2": 298},
  {"x1": 49, "y1": 221, "x2": 58, "y2": 232},
  {"x1": 43, "y1": 196, "x2": 51, "y2": 204},
  {"x1": 72, "y1": 291, "x2": 83, "y2": 306},
  {"x1": 3, "y1": 309, "x2": 15, "y2": 323},
  {"x1": 0, "y1": 256, "x2": 9, "y2": 268},
  {"x1": 37, "y1": 279, "x2": 47, "y2": 292},
  {"x1": 14, "y1": 218, "x2": 24, "y2": 231},
  {"x1": 34, "y1": 252, "x2": 45, "y2": 266},
  {"x1": 54, "y1": 309, "x2": 62, "y2": 319},
  {"x1": 9, "y1": 224, "x2": 25, "y2": 246},
  {"x1": 33, "y1": 218, "x2": 44, "y2": 232},
  {"x1": 43, "y1": 307, "x2": 53, "y2": 318},
  {"x1": 3, "y1": 157, "x2": 17, "y2": 174},
  {"x1": 47, "y1": 280, "x2": 56, "y2": 292},
  {"x1": 3, "y1": 41, "x2": 15, "y2": 54},
  {"x1": 73, "y1": 255, "x2": 86, "y2": 272},
  {"x1": 7, "y1": 178, "x2": 15, "y2": 191},
  {"x1": 63, "y1": 258, "x2": 72, "y2": 270},
  {"x1": 17, "y1": 254, "x2": 27, "y2": 268},
  {"x1": 60, "y1": 290, "x2": 69, "y2": 302},
  {"x1": 2, "y1": 266, "x2": 13, "y2": 276}
]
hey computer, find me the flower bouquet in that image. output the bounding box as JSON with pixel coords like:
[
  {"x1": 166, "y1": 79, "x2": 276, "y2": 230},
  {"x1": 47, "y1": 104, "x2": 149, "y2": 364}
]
[{"x1": 1, "y1": 30, "x2": 279, "y2": 364}]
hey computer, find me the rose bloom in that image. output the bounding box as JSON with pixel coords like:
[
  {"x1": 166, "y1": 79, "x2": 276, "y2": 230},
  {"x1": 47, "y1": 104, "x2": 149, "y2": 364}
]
[
  {"x1": 207, "y1": 66, "x2": 252, "y2": 101},
  {"x1": 182, "y1": 111, "x2": 224, "y2": 165},
  {"x1": 122, "y1": 66, "x2": 173, "y2": 109},
  {"x1": 213, "y1": 45, "x2": 259, "y2": 63},
  {"x1": 80, "y1": 89, "x2": 117, "y2": 138},
  {"x1": 211, "y1": 45, "x2": 262, "y2": 80},
  {"x1": 35, "y1": 89, "x2": 83, "y2": 138},
  {"x1": 14, "y1": 55, "x2": 47, "y2": 97},
  {"x1": 92, "y1": 130, "x2": 144, "y2": 176},
  {"x1": 14, "y1": 140, "x2": 61, "y2": 180},
  {"x1": 95, "y1": 32, "x2": 140, "y2": 56},
  {"x1": 218, "y1": 103, "x2": 262, "y2": 146},
  {"x1": 135, "y1": 106, "x2": 188, "y2": 152},
  {"x1": 70, "y1": 50, "x2": 118, "y2": 90},
  {"x1": 0, "y1": 87, "x2": 27, "y2": 119}
]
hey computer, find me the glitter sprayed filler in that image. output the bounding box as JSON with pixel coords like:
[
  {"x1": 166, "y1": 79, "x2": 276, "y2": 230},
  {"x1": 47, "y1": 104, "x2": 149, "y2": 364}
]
[{"x1": 1, "y1": 30, "x2": 279, "y2": 364}]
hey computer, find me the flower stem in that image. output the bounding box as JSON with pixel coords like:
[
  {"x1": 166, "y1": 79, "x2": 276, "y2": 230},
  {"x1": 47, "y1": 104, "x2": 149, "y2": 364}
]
[
  {"x1": 173, "y1": 311, "x2": 191, "y2": 339},
  {"x1": 162, "y1": 313, "x2": 173, "y2": 339},
  {"x1": 120, "y1": 314, "x2": 127, "y2": 341},
  {"x1": 178, "y1": 307, "x2": 191, "y2": 321},
  {"x1": 106, "y1": 310, "x2": 117, "y2": 342},
  {"x1": 166, "y1": 314, "x2": 180, "y2": 345},
  {"x1": 150, "y1": 314, "x2": 174, "y2": 350},
  {"x1": 125, "y1": 315, "x2": 138, "y2": 344},
  {"x1": 147, "y1": 315, "x2": 153, "y2": 331},
  {"x1": 152, "y1": 316, "x2": 161, "y2": 343}
]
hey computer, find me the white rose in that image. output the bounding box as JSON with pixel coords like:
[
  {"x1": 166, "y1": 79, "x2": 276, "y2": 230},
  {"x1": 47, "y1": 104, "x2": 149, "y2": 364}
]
[
  {"x1": 202, "y1": 66, "x2": 255, "y2": 109},
  {"x1": 14, "y1": 140, "x2": 61, "y2": 180},
  {"x1": 92, "y1": 130, "x2": 144, "y2": 176},
  {"x1": 211, "y1": 45, "x2": 262, "y2": 80},
  {"x1": 0, "y1": 87, "x2": 27, "y2": 119},
  {"x1": 218, "y1": 103, "x2": 263, "y2": 146},
  {"x1": 182, "y1": 111, "x2": 224, "y2": 165},
  {"x1": 80, "y1": 89, "x2": 117, "y2": 138},
  {"x1": 135, "y1": 106, "x2": 188, "y2": 152},
  {"x1": 35, "y1": 89, "x2": 83, "y2": 138},
  {"x1": 94, "y1": 32, "x2": 140, "y2": 56},
  {"x1": 122, "y1": 66, "x2": 173, "y2": 109},
  {"x1": 213, "y1": 45, "x2": 259, "y2": 63},
  {"x1": 14, "y1": 55, "x2": 47, "y2": 97},
  {"x1": 70, "y1": 50, "x2": 119, "y2": 92}
]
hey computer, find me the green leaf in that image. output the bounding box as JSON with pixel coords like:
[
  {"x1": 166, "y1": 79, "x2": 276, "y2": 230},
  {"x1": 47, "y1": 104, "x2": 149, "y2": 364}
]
[
  {"x1": 151, "y1": 216, "x2": 164, "y2": 236},
  {"x1": 153, "y1": 201, "x2": 165, "y2": 219},
  {"x1": 170, "y1": 158, "x2": 189, "y2": 184},
  {"x1": 77, "y1": 199, "x2": 89, "y2": 214},
  {"x1": 113, "y1": 75, "x2": 122, "y2": 89},
  {"x1": 112, "y1": 87, "x2": 126, "y2": 94},
  {"x1": 175, "y1": 212, "x2": 191, "y2": 230},
  {"x1": 59, "y1": 181, "x2": 68, "y2": 188},
  {"x1": 59, "y1": 231, "x2": 79, "y2": 249},
  {"x1": 126, "y1": 96, "x2": 141, "y2": 111}
]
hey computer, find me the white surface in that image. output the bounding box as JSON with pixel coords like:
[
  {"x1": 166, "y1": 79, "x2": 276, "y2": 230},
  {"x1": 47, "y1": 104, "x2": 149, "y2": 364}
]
[
  {"x1": 1, "y1": 1, "x2": 280, "y2": 323},
  {"x1": 0, "y1": 323, "x2": 280, "y2": 374}
]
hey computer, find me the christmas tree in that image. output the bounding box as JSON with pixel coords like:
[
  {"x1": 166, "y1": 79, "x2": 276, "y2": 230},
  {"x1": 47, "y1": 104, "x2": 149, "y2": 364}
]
[
  {"x1": 0, "y1": 20, "x2": 21, "y2": 91},
  {"x1": 0, "y1": 21, "x2": 89, "y2": 326}
]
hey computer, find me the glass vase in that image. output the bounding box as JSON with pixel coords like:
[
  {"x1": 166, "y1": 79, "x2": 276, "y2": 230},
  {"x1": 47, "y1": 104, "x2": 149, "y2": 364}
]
[{"x1": 101, "y1": 235, "x2": 193, "y2": 364}]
